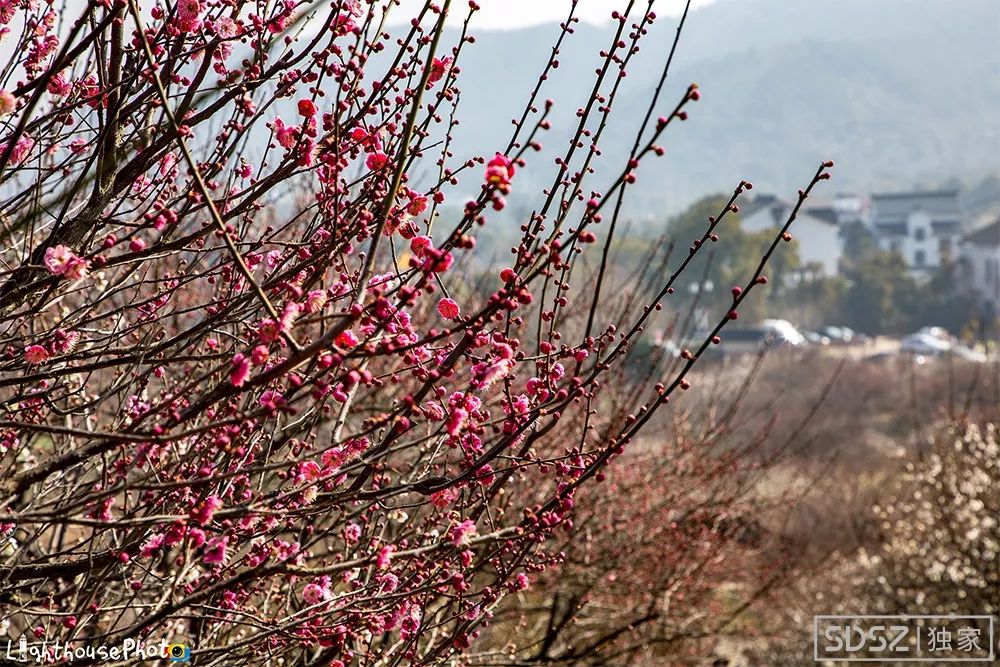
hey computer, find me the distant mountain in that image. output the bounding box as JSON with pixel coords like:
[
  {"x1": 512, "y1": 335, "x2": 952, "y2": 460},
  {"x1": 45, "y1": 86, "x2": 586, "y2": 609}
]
[{"x1": 439, "y1": 0, "x2": 1000, "y2": 221}]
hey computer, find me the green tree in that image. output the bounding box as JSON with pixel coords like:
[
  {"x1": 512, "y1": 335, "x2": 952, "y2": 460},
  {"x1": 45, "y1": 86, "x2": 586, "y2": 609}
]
[
  {"x1": 909, "y1": 260, "x2": 979, "y2": 338},
  {"x1": 776, "y1": 273, "x2": 848, "y2": 329},
  {"x1": 840, "y1": 220, "x2": 879, "y2": 270},
  {"x1": 664, "y1": 195, "x2": 801, "y2": 323},
  {"x1": 838, "y1": 226, "x2": 979, "y2": 337},
  {"x1": 839, "y1": 250, "x2": 917, "y2": 335}
]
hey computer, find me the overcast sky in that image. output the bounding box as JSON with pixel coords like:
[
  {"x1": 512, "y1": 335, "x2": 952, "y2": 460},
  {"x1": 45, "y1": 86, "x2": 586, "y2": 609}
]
[{"x1": 389, "y1": 0, "x2": 720, "y2": 30}]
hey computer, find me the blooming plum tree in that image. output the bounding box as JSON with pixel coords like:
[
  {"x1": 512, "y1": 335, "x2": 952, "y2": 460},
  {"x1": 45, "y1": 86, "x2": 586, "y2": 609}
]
[{"x1": 0, "y1": 0, "x2": 831, "y2": 664}]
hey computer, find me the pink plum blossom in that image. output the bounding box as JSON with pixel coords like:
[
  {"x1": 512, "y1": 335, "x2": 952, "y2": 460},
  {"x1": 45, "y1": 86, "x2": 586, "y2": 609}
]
[
  {"x1": 203, "y1": 536, "x2": 228, "y2": 565},
  {"x1": 43, "y1": 245, "x2": 88, "y2": 278},
  {"x1": 450, "y1": 519, "x2": 477, "y2": 547},
  {"x1": 437, "y1": 297, "x2": 460, "y2": 320},
  {"x1": 24, "y1": 345, "x2": 49, "y2": 364}
]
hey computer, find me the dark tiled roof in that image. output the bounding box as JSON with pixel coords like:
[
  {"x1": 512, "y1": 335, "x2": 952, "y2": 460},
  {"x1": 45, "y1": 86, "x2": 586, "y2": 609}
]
[
  {"x1": 962, "y1": 219, "x2": 1000, "y2": 246},
  {"x1": 872, "y1": 189, "x2": 961, "y2": 219},
  {"x1": 872, "y1": 188, "x2": 960, "y2": 199},
  {"x1": 743, "y1": 195, "x2": 838, "y2": 227},
  {"x1": 740, "y1": 194, "x2": 785, "y2": 218},
  {"x1": 806, "y1": 206, "x2": 839, "y2": 224},
  {"x1": 875, "y1": 222, "x2": 907, "y2": 236},
  {"x1": 962, "y1": 178, "x2": 1000, "y2": 213},
  {"x1": 931, "y1": 220, "x2": 961, "y2": 234}
]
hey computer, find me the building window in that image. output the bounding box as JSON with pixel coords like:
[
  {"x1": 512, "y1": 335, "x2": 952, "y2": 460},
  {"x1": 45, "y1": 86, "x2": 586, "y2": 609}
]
[
  {"x1": 890, "y1": 240, "x2": 902, "y2": 254},
  {"x1": 914, "y1": 227, "x2": 926, "y2": 241},
  {"x1": 914, "y1": 250, "x2": 926, "y2": 267}
]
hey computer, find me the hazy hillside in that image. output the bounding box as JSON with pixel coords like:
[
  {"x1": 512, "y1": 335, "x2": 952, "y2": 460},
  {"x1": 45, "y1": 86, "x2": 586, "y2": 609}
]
[{"x1": 440, "y1": 0, "x2": 1000, "y2": 219}]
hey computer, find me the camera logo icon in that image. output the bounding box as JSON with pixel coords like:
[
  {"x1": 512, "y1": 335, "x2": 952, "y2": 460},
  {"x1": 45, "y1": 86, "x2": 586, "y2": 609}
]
[{"x1": 168, "y1": 643, "x2": 191, "y2": 663}]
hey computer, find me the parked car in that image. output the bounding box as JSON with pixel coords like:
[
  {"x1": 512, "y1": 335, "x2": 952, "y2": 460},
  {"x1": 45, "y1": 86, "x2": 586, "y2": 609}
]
[
  {"x1": 820, "y1": 325, "x2": 867, "y2": 345},
  {"x1": 841, "y1": 327, "x2": 870, "y2": 344},
  {"x1": 819, "y1": 326, "x2": 847, "y2": 344},
  {"x1": 701, "y1": 324, "x2": 804, "y2": 358},
  {"x1": 900, "y1": 332, "x2": 952, "y2": 356},
  {"x1": 917, "y1": 326, "x2": 951, "y2": 342},
  {"x1": 803, "y1": 330, "x2": 831, "y2": 346},
  {"x1": 707, "y1": 328, "x2": 773, "y2": 356},
  {"x1": 759, "y1": 319, "x2": 807, "y2": 346}
]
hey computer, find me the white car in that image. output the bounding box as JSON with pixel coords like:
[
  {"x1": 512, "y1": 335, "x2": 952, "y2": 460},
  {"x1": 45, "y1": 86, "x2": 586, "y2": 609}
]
[
  {"x1": 900, "y1": 333, "x2": 951, "y2": 356},
  {"x1": 917, "y1": 326, "x2": 952, "y2": 342},
  {"x1": 759, "y1": 319, "x2": 807, "y2": 346}
]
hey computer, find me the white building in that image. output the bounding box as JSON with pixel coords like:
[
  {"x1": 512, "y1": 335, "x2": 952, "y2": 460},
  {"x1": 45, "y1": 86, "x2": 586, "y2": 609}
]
[
  {"x1": 740, "y1": 194, "x2": 842, "y2": 277},
  {"x1": 870, "y1": 190, "x2": 964, "y2": 278},
  {"x1": 959, "y1": 218, "x2": 1000, "y2": 314}
]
